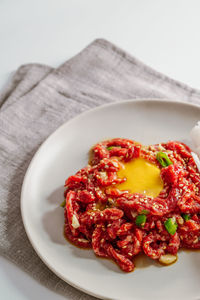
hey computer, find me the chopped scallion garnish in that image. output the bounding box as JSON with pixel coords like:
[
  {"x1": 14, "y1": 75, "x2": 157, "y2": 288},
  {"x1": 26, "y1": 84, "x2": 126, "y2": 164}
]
[
  {"x1": 107, "y1": 146, "x2": 114, "y2": 150},
  {"x1": 182, "y1": 214, "x2": 191, "y2": 221},
  {"x1": 156, "y1": 152, "x2": 173, "y2": 167},
  {"x1": 164, "y1": 218, "x2": 177, "y2": 235},
  {"x1": 136, "y1": 214, "x2": 147, "y2": 227},
  {"x1": 140, "y1": 209, "x2": 149, "y2": 215},
  {"x1": 60, "y1": 200, "x2": 66, "y2": 207}
]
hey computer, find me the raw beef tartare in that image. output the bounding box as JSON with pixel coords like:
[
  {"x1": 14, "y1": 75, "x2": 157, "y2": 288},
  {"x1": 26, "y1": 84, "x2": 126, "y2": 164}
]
[{"x1": 62, "y1": 138, "x2": 200, "y2": 272}]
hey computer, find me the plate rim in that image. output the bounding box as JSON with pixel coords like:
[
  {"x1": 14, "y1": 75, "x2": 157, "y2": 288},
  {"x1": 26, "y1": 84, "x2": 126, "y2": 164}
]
[{"x1": 20, "y1": 98, "x2": 200, "y2": 299}]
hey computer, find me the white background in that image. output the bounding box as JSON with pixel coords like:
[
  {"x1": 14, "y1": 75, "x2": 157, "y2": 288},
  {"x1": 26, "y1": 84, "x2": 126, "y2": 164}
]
[{"x1": 0, "y1": 0, "x2": 200, "y2": 299}]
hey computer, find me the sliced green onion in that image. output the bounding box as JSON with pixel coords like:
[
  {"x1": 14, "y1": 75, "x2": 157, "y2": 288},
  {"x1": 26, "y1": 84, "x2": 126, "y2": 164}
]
[
  {"x1": 164, "y1": 218, "x2": 177, "y2": 235},
  {"x1": 156, "y1": 152, "x2": 173, "y2": 167},
  {"x1": 60, "y1": 200, "x2": 66, "y2": 207},
  {"x1": 107, "y1": 146, "x2": 114, "y2": 150},
  {"x1": 136, "y1": 214, "x2": 147, "y2": 227},
  {"x1": 182, "y1": 214, "x2": 191, "y2": 221},
  {"x1": 140, "y1": 209, "x2": 150, "y2": 215}
]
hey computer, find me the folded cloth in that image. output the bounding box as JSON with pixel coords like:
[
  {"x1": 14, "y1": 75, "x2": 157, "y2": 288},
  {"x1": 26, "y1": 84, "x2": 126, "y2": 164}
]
[{"x1": 0, "y1": 39, "x2": 199, "y2": 300}]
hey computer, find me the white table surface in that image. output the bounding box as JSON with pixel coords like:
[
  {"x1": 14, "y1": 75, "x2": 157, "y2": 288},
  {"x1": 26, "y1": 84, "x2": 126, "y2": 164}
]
[{"x1": 1, "y1": 0, "x2": 200, "y2": 299}]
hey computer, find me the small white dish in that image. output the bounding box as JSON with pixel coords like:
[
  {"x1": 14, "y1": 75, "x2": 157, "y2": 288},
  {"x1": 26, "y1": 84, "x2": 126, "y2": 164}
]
[{"x1": 21, "y1": 99, "x2": 200, "y2": 300}]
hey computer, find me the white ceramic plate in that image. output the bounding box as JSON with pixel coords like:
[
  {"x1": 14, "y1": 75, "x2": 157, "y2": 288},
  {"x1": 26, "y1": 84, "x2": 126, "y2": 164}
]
[{"x1": 21, "y1": 100, "x2": 200, "y2": 300}]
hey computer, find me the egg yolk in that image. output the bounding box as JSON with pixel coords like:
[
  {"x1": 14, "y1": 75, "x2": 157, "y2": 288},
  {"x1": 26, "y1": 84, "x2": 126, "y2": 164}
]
[{"x1": 116, "y1": 158, "x2": 163, "y2": 198}]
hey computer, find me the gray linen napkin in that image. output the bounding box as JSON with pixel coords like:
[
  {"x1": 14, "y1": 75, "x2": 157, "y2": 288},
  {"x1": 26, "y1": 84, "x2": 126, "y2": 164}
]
[{"x1": 0, "y1": 39, "x2": 200, "y2": 300}]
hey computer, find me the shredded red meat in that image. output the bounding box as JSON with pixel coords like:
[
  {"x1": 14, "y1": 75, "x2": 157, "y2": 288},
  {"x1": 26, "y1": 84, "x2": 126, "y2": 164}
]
[{"x1": 63, "y1": 138, "x2": 200, "y2": 272}]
